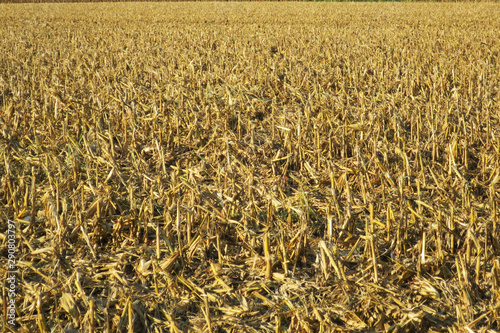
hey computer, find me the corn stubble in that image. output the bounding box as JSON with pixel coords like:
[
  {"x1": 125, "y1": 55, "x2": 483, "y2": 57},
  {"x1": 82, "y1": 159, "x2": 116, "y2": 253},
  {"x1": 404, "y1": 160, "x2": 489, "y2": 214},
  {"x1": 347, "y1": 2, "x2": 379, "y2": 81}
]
[{"x1": 0, "y1": 2, "x2": 499, "y2": 332}]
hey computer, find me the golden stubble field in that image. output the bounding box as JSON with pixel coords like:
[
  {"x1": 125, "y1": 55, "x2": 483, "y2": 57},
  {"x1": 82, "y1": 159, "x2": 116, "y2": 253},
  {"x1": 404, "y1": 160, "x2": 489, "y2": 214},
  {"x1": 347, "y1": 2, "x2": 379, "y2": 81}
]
[{"x1": 0, "y1": 2, "x2": 499, "y2": 332}]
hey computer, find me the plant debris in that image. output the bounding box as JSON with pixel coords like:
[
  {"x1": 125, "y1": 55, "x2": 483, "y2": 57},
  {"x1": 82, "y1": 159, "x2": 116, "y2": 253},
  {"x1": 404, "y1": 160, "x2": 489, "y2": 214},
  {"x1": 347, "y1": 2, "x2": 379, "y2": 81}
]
[{"x1": 0, "y1": 2, "x2": 499, "y2": 332}]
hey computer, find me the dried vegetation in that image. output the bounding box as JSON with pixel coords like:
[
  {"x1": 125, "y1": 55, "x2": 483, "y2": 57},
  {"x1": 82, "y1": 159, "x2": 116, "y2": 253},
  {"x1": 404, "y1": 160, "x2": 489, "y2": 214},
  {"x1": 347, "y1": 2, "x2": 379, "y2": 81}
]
[{"x1": 1, "y1": 2, "x2": 500, "y2": 332}]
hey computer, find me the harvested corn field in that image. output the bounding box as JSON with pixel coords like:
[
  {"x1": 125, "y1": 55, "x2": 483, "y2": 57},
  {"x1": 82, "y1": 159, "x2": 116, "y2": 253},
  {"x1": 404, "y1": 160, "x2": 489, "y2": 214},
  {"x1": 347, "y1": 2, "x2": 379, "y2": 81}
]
[{"x1": 1, "y1": 2, "x2": 500, "y2": 332}]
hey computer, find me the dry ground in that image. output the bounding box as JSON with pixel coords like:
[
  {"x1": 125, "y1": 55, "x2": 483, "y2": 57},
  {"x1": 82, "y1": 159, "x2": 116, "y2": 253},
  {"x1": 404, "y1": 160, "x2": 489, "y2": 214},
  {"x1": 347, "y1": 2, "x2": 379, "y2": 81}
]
[{"x1": 1, "y1": 2, "x2": 500, "y2": 332}]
